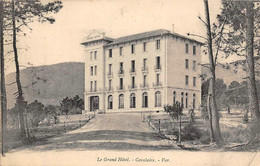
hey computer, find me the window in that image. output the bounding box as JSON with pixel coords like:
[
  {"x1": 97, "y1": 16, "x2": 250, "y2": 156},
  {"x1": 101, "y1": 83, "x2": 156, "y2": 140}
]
[
  {"x1": 156, "y1": 56, "x2": 161, "y2": 69},
  {"x1": 193, "y1": 61, "x2": 196, "y2": 71},
  {"x1": 156, "y1": 74, "x2": 160, "y2": 85},
  {"x1": 173, "y1": 91, "x2": 176, "y2": 104},
  {"x1": 143, "y1": 75, "x2": 147, "y2": 86},
  {"x1": 109, "y1": 49, "x2": 112, "y2": 58},
  {"x1": 119, "y1": 78, "x2": 123, "y2": 89},
  {"x1": 108, "y1": 64, "x2": 112, "y2": 75},
  {"x1": 156, "y1": 40, "x2": 160, "y2": 50},
  {"x1": 119, "y1": 94, "x2": 124, "y2": 109},
  {"x1": 185, "y1": 93, "x2": 188, "y2": 108},
  {"x1": 131, "y1": 44, "x2": 135, "y2": 54},
  {"x1": 193, "y1": 94, "x2": 196, "y2": 108},
  {"x1": 131, "y1": 60, "x2": 135, "y2": 72},
  {"x1": 143, "y1": 58, "x2": 147, "y2": 69},
  {"x1": 130, "y1": 93, "x2": 136, "y2": 108},
  {"x1": 109, "y1": 79, "x2": 112, "y2": 90},
  {"x1": 90, "y1": 51, "x2": 93, "y2": 60},
  {"x1": 181, "y1": 92, "x2": 184, "y2": 108},
  {"x1": 155, "y1": 91, "x2": 162, "y2": 107},
  {"x1": 94, "y1": 51, "x2": 97, "y2": 59},
  {"x1": 119, "y1": 62, "x2": 123, "y2": 73},
  {"x1": 193, "y1": 46, "x2": 196, "y2": 55},
  {"x1": 120, "y1": 47, "x2": 123, "y2": 56},
  {"x1": 143, "y1": 42, "x2": 147, "y2": 52},
  {"x1": 90, "y1": 66, "x2": 93, "y2": 76},
  {"x1": 94, "y1": 81, "x2": 97, "y2": 91},
  {"x1": 193, "y1": 77, "x2": 196, "y2": 87},
  {"x1": 142, "y1": 92, "x2": 148, "y2": 108},
  {"x1": 108, "y1": 95, "x2": 113, "y2": 109},
  {"x1": 94, "y1": 66, "x2": 97, "y2": 75},
  {"x1": 185, "y1": 43, "x2": 189, "y2": 53},
  {"x1": 185, "y1": 75, "x2": 189, "y2": 85},
  {"x1": 185, "y1": 59, "x2": 189, "y2": 69},
  {"x1": 131, "y1": 76, "x2": 135, "y2": 88},
  {"x1": 90, "y1": 81, "x2": 93, "y2": 91}
]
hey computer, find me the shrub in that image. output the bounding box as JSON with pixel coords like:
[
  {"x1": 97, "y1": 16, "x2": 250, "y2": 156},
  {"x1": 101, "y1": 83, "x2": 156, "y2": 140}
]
[
  {"x1": 198, "y1": 130, "x2": 210, "y2": 144},
  {"x1": 26, "y1": 100, "x2": 45, "y2": 127},
  {"x1": 60, "y1": 95, "x2": 84, "y2": 115},
  {"x1": 181, "y1": 124, "x2": 202, "y2": 141},
  {"x1": 221, "y1": 125, "x2": 250, "y2": 143},
  {"x1": 164, "y1": 102, "x2": 183, "y2": 121}
]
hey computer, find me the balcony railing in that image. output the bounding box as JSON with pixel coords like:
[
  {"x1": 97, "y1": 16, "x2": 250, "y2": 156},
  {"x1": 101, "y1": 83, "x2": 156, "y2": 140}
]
[
  {"x1": 116, "y1": 85, "x2": 125, "y2": 91},
  {"x1": 107, "y1": 72, "x2": 113, "y2": 78},
  {"x1": 154, "y1": 65, "x2": 162, "y2": 72},
  {"x1": 128, "y1": 84, "x2": 137, "y2": 90},
  {"x1": 153, "y1": 82, "x2": 162, "y2": 88},
  {"x1": 87, "y1": 88, "x2": 102, "y2": 93},
  {"x1": 106, "y1": 87, "x2": 113, "y2": 92},
  {"x1": 140, "y1": 83, "x2": 149, "y2": 89},
  {"x1": 118, "y1": 69, "x2": 124, "y2": 77},
  {"x1": 141, "y1": 66, "x2": 148, "y2": 74},
  {"x1": 129, "y1": 68, "x2": 136, "y2": 75}
]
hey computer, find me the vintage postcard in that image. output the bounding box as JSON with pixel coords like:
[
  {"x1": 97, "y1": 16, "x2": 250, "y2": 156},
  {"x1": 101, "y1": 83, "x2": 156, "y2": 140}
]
[{"x1": 0, "y1": 0, "x2": 260, "y2": 165}]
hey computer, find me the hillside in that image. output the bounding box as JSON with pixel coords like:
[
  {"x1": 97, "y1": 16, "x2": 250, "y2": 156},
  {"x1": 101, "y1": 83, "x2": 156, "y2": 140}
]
[{"x1": 6, "y1": 62, "x2": 84, "y2": 109}]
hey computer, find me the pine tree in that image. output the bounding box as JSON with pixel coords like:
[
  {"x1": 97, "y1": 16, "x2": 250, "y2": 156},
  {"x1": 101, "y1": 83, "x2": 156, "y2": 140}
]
[
  {"x1": 204, "y1": 0, "x2": 223, "y2": 144},
  {"x1": 218, "y1": 1, "x2": 260, "y2": 142},
  {"x1": 0, "y1": 0, "x2": 7, "y2": 154},
  {"x1": 5, "y1": 0, "x2": 63, "y2": 138}
]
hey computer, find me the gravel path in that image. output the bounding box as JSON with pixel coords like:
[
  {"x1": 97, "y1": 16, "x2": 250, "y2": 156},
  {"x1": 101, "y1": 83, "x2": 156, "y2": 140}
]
[{"x1": 10, "y1": 113, "x2": 175, "y2": 152}]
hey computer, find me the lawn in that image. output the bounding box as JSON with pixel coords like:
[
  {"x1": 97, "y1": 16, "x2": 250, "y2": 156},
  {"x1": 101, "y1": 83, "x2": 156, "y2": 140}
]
[
  {"x1": 146, "y1": 109, "x2": 260, "y2": 151},
  {"x1": 3, "y1": 113, "x2": 95, "y2": 152}
]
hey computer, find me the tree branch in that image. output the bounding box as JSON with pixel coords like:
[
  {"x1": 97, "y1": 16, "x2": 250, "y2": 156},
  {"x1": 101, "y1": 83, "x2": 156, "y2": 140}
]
[
  {"x1": 198, "y1": 15, "x2": 208, "y2": 26},
  {"x1": 187, "y1": 33, "x2": 207, "y2": 40},
  {"x1": 214, "y1": 17, "x2": 227, "y2": 64},
  {"x1": 6, "y1": 81, "x2": 16, "y2": 86}
]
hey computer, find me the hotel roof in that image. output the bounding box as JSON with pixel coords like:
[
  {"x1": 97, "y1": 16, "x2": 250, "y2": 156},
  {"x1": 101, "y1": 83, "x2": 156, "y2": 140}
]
[{"x1": 105, "y1": 29, "x2": 204, "y2": 46}]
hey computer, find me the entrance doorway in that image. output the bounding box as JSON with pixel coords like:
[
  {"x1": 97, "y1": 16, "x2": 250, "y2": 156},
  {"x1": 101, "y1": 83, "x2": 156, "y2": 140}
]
[
  {"x1": 90, "y1": 96, "x2": 99, "y2": 111},
  {"x1": 108, "y1": 95, "x2": 113, "y2": 109}
]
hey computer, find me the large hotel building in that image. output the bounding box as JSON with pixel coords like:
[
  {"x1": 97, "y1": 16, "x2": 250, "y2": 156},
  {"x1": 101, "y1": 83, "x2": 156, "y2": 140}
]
[{"x1": 82, "y1": 29, "x2": 203, "y2": 113}]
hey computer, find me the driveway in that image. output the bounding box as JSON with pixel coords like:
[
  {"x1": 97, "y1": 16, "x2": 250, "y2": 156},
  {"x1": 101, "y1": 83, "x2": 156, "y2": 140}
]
[{"x1": 11, "y1": 113, "x2": 175, "y2": 152}]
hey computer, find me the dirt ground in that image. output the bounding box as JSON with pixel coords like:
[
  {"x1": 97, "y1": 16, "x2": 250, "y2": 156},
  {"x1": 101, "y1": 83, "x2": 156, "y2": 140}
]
[{"x1": 1, "y1": 112, "x2": 260, "y2": 166}]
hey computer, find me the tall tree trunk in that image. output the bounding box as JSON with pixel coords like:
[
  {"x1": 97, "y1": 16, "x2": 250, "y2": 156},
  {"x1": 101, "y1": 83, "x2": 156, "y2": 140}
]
[
  {"x1": 245, "y1": 2, "x2": 260, "y2": 141},
  {"x1": 0, "y1": 0, "x2": 7, "y2": 154},
  {"x1": 12, "y1": 0, "x2": 26, "y2": 138},
  {"x1": 204, "y1": 0, "x2": 223, "y2": 144},
  {"x1": 207, "y1": 91, "x2": 214, "y2": 142}
]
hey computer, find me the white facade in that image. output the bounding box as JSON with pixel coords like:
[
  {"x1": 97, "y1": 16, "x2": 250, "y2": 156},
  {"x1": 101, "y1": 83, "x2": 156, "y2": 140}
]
[{"x1": 82, "y1": 29, "x2": 202, "y2": 113}]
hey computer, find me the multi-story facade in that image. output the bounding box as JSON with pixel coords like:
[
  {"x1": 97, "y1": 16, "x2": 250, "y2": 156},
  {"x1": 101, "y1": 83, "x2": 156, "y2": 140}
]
[{"x1": 82, "y1": 29, "x2": 203, "y2": 113}]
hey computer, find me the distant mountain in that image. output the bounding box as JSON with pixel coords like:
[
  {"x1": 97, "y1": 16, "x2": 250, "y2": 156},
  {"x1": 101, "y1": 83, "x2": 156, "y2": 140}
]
[{"x1": 6, "y1": 62, "x2": 84, "y2": 109}]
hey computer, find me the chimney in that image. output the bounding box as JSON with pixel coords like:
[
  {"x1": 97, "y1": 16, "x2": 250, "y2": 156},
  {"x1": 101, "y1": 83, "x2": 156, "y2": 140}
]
[
  {"x1": 171, "y1": 24, "x2": 175, "y2": 33},
  {"x1": 102, "y1": 32, "x2": 105, "y2": 38}
]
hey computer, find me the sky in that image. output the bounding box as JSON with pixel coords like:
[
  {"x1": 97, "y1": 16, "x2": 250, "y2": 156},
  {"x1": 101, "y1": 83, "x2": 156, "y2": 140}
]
[{"x1": 5, "y1": 0, "x2": 223, "y2": 74}]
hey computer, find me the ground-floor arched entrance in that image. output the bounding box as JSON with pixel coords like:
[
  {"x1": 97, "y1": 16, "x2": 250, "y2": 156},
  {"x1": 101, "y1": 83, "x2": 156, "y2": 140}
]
[{"x1": 90, "y1": 96, "x2": 99, "y2": 111}]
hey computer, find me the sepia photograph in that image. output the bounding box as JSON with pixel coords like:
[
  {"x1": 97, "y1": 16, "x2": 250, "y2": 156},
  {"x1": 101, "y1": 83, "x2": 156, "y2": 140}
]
[{"x1": 0, "y1": 0, "x2": 260, "y2": 165}]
